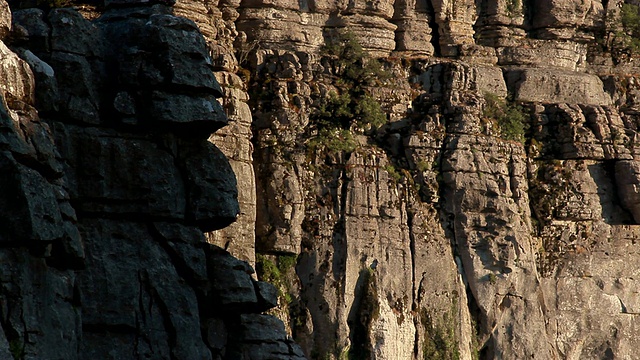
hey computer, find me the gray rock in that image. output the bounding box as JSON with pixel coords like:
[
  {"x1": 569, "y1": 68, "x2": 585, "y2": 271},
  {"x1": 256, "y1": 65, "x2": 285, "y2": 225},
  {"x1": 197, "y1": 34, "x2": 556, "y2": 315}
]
[
  {"x1": 615, "y1": 160, "x2": 640, "y2": 223},
  {"x1": 0, "y1": 101, "x2": 36, "y2": 156},
  {"x1": 53, "y1": 124, "x2": 186, "y2": 218},
  {"x1": 0, "y1": 3, "x2": 303, "y2": 360},
  {"x1": 180, "y1": 141, "x2": 240, "y2": 231},
  {"x1": 205, "y1": 317, "x2": 228, "y2": 351},
  {"x1": 0, "y1": 249, "x2": 80, "y2": 360},
  {"x1": 48, "y1": 52, "x2": 100, "y2": 124},
  {"x1": 19, "y1": 119, "x2": 64, "y2": 177},
  {"x1": 11, "y1": 8, "x2": 50, "y2": 54},
  {"x1": 112, "y1": 91, "x2": 135, "y2": 116},
  {"x1": 96, "y1": 9, "x2": 227, "y2": 133},
  {"x1": 149, "y1": 91, "x2": 228, "y2": 133},
  {"x1": 79, "y1": 219, "x2": 212, "y2": 360},
  {"x1": 18, "y1": 50, "x2": 59, "y2": 114},
  {"x1": 48, "y1": 8, "x2": 103, "y2": 57},
  {"x1": 151, "y1": 226, "x2": 210, "y2": 287},
  {"x1": 0, "y1": 152, "x2": 64, "y2": 242},
  {"x1": 255, "y1": 280, "x2": 279, "y2": 310},
  {"x1": 238, "y1": 314, "x2": 287, "y2": 342},
  {"x1": 224, "y1": 314, "x2": 308, "y2": 359},
  {"x1": 208, "y1": 248, "x2": 258, "y2": 309}
]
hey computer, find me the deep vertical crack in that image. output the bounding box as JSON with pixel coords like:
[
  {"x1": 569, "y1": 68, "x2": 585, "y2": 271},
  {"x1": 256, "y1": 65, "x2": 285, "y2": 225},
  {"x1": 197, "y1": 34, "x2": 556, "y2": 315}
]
[{"x1": 425, "y1": 0, "x2": 442, "y2": 56}]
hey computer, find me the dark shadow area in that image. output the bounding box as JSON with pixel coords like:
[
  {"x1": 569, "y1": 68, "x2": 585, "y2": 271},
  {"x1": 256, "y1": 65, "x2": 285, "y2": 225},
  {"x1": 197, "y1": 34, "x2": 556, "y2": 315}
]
[
  {"x1": 346, "y1": 267, "x2": 377, "y2": 360},
  {"x1": 589, "y1": 161, "x2": 635, "y2": 225},
  {"x1": 425, "y1": 0, "x2": 441, "y2": 56}
]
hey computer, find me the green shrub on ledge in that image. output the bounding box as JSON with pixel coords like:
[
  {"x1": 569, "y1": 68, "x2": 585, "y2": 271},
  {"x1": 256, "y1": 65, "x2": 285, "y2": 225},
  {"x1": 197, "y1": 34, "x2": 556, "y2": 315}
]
[
  {"x1": 310, "y1": 30, "x2": 390, "y2": 153},
  {"x1": 619, "y1": 3, "x2": 640, "y2": 54},
  {"x1": 483, "y1": 93, "x2": 528, "y2": 143}
]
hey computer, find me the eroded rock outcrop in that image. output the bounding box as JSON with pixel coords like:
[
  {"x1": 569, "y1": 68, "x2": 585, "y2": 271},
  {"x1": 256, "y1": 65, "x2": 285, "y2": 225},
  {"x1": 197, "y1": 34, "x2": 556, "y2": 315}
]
[
  {"x1": 0, "y1": 1, "x2": 304, "y2": 358},
  {"x1": 5, "y1": 0, "x2": 640, "y2": 359},
  {"x1": 211, "y1": 0, "x2": 640, "y2": 359}
]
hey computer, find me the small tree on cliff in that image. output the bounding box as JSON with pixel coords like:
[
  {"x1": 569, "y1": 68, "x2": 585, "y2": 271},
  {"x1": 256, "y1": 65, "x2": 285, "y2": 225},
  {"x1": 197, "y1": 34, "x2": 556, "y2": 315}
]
[
  {"x1": 619, "y1": 3, "x2": 640, "y2": 54},
  {"x1": 309, "y1": 30, "x2": 390, "y2": 152}
]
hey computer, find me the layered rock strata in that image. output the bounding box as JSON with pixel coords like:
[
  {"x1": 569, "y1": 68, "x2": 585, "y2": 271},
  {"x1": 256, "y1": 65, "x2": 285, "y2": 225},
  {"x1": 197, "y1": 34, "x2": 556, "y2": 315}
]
[
  {"x1": 4, "y1": 0, "x2": 640, "y2": 359},
  {"x1": 196, "y1": 0, "x2": 640, "y2": 359}
]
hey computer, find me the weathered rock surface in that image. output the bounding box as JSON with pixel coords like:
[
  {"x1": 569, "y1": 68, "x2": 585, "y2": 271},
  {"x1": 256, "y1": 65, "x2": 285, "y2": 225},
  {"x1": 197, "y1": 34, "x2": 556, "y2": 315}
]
[
  {"x1": 5, "y1": 0, "x2": 640, "y2": 359},
  {"x1": 506, "y1": 68, "x2": 612, "y2": 105},
  {"x1": 210, "y1": 0, "x2": 640, "y2": 358},
  {"x1": 0, "y1": 0, "x2": 304, "y2": 359}
]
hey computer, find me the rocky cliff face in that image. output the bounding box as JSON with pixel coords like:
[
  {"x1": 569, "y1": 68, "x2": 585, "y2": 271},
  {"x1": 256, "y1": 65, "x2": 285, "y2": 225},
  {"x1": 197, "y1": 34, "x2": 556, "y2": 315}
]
[
  {"x1": 194, "y1": 0, "x2": 640, "y2": 359},
  {"x1": 3, "y1": 0, "x2": 640, "y2": 359},
  {"x1": 0, "y1": 1, "x2": 304, "y2": 359}
]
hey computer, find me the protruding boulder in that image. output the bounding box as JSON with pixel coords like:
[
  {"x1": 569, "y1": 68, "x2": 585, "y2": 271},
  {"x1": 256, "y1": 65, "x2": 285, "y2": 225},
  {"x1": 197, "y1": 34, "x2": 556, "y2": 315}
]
[
  {"x1": 97, "y1": 7, "x2": 227, "y2": 133},
  {"x1": 178, "y1": 140, "x2": 240, "y2": 231}
]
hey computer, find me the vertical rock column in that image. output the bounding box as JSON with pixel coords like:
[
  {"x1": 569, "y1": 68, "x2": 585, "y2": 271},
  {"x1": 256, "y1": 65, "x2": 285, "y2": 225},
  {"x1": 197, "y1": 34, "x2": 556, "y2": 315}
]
[
  {"x1": 421, "y1": 62, "x2": 556, "y2": 358},
  {"x1": 429, "y1": 0, "x2": 477, "y2": 56},
  {"x1": 7, "y1": 1, "x2": 306, "y2": 358},
  {"x1": 0, "y1": 3, "x2": 83, "y2": 358},
  {"x1": 392, "y1": 0, "x2": 435, "y2": 56},
  {"x1": 174, "y1": 0, "x2": 259, "y2": 265}
]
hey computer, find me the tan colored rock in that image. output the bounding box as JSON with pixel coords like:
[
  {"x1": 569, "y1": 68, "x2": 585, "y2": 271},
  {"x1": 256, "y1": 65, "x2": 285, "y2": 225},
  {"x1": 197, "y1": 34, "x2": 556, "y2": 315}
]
[
  {"x1": 430, "y1": 0, "x2": 477, "y2": 56},
  {"x1": 344, "y1": 0, "x2": 395, "y2": 18},
  {"x1": 417, "y1": 61, "x2": 507, "y2": 98},
  {"x1": 540, "y1": 225, "x2": 640, "y2": 360},
  {"x1": 0, "y1": 42, "x2": 35, "y2": 113},
  {"x1": 457, "y1": 44, "x2": 499, "y2": 65},
  {"x1": 333, "y1": 14, "x2": 397, "y2": 57},
  {"x1": 531, "y1": 0, "x2": 605, "y2": 40},
  {"x1": 441, "y1": 134, "x2": 556, "y2": 359},
  {"x1": 393, "y1": 17, "x2": 434, "y2": 56},
  {"x1": 474, "y1": 0, "x2": 526, "y2": 47},
  {"x1": 237, "y1": 8, "x2": 327, "y2": 52},
  {"x1": 497, "y1": 40, "x2": 587, "y2": 71},
  {"x1": 174, "y1": 0, "x2": 259, "y2": 264},
  {"x1": 391, "y1": 0, "x2": 435, "y2": 55},
  {"x1": 0, "y1": 0, "x2": 9, "y2": 40},
  {"x1": 236, "y1": 0, "x2": 399, "y2": 55},
  {"x1": 171, "y1": 0, "x2": 640, "y2": 358},
  {"x1": 208, "y1": 73, "x2": 257, "y2": 265},
  {"x1": 506, "y1": 68, "x2": 612, "y2": 105},
  {"x1": 174, "y1": 0, "x2": 219, "y2": 41}
]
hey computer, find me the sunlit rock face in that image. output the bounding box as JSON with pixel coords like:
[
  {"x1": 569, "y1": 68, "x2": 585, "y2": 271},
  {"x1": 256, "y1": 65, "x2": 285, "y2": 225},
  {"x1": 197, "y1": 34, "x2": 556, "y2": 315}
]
[
  {"x1": 175, "y1": 0, "x2": 640, "y2": 359},
  {"x1": 4, "y1": 0, "x2": 640, "y2": 358}
]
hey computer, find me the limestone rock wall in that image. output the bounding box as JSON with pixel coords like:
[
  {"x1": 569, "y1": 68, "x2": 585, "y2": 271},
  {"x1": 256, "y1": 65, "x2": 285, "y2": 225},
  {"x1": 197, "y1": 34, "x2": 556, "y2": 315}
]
[
  {"x1": 187, "y1": 0, "x2": 640, "y2": 359},
  {"x1": 4, "y1": 0, "x2": 640, "y2": 359}
]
